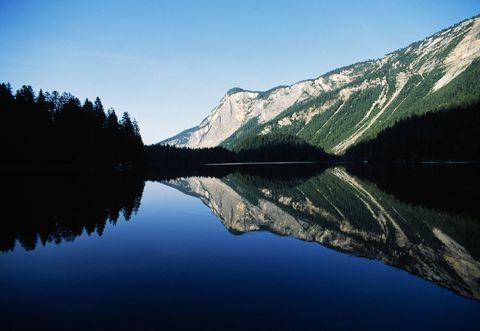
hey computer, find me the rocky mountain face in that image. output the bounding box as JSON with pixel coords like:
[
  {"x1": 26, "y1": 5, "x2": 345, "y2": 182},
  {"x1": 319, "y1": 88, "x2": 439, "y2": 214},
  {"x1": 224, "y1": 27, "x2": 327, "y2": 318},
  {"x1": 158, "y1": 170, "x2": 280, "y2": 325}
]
[
  {"x1": 165, "y1": 168, "x2": 480, "y2": 301},
  {"x1": 161, "y1": 16, "x2": 480, "y2": 154}
]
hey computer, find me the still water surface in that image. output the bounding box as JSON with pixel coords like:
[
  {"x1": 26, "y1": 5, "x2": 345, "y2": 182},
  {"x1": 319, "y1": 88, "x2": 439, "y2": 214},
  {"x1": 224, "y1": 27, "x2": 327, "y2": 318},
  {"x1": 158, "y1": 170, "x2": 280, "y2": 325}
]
[{"x1": 1, "y1": 166, "x2": 479, "y2": 330}]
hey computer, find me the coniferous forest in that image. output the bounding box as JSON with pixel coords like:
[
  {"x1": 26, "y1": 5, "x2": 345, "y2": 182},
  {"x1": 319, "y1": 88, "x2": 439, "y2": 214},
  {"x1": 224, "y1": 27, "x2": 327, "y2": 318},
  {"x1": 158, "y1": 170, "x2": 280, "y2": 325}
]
[
  {"x1": 345, "y1": 102, "x2": 480, "y2": 162},
  {"x1": 2, "y1": 82, "x2": 479, "y2": 169},
  {"x1": 0, "y1": 83, "x2": 144, "y2": 165}
]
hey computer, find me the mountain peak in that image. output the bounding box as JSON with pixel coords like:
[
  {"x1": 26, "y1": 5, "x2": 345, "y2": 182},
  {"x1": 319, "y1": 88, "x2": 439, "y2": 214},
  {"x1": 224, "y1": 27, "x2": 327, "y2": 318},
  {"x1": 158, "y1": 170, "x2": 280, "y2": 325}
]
[
  {"x1": 161, "y1": 16, "x2": 480, "y2": 154},
  {"x1": 226, "y1": 87, "x2": 246, "y2": 95}
]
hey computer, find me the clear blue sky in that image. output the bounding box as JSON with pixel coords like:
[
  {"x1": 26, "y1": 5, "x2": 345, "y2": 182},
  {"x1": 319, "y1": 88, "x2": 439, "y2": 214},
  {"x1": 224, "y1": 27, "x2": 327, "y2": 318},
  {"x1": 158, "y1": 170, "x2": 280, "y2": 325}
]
[{"x1": 1, "y1": 0, "x2": 479, "y2": 144}]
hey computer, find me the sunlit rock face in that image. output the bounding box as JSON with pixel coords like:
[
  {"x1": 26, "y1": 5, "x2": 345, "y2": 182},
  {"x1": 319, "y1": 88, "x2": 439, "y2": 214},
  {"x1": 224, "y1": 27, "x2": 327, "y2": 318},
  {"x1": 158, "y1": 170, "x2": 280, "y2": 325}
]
[
  {"x1": 161, "y1": 16, "x2": 480, "y2": 154},
  {"x1": 160, "y1": 70, "x2": 359, "y2": 148},
  {"x1": 165, "y1": 168, "x2": 480, "y2": 301}
]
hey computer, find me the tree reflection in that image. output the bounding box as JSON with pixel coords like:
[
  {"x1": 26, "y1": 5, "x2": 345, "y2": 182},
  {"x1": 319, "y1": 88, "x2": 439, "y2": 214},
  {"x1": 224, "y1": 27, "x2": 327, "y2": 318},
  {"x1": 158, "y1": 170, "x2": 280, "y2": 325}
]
[{"x1": 0, "y1": 170, "x2": 144, "y2": 252}]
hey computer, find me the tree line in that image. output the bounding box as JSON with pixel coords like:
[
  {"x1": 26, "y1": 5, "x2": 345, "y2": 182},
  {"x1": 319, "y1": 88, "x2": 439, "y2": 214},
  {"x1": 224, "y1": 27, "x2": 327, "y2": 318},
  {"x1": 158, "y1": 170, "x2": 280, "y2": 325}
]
[
  {"x1": 0, "y1": 83, "x2": 144, "y2": 165},
  {"x1": 345, "y1": 102, "x2": 480, "y2": 162},
  {"x1": 145, "y1": 133, "x2": 336, "y2": 174},
  {"x1": 4, "y1": 81, "x2": 476, "y2": 168}
]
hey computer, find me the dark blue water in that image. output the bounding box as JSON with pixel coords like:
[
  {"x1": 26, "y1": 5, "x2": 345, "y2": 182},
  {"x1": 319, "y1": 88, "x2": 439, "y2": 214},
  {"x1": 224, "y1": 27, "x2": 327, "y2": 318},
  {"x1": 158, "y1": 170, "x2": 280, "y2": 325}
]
[{"x1": 1, "y1": 168, "x2": 479, "y2": 330}]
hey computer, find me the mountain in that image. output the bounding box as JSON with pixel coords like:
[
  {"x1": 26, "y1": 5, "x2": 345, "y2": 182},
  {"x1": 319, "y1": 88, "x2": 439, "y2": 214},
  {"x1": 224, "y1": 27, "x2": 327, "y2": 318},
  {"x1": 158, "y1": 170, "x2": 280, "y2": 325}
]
[
  {"x1": 164, "y1": 168, "x2": 480, "y2": 301},
  {"x1": 161, "y1": 16, "x2": 480, "y2": 154}
]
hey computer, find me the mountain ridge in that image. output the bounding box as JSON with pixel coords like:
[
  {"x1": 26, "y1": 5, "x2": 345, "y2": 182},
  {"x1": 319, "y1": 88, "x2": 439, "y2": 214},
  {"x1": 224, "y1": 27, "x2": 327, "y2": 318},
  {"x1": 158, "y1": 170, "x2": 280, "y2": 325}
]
[{"x1": 161, "y1": 15, "x2": 480, "y2": 154}]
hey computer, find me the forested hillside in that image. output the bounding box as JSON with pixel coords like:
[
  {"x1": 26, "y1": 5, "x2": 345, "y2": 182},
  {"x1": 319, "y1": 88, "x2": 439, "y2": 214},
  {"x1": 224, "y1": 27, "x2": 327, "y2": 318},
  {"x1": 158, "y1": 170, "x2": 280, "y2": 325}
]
[
  {"x1": 345, "y1": 102, "x2": 480, "y2": 162},
  {"x1": 163, "y1": 16, "x2": 480, "y2": 156}
]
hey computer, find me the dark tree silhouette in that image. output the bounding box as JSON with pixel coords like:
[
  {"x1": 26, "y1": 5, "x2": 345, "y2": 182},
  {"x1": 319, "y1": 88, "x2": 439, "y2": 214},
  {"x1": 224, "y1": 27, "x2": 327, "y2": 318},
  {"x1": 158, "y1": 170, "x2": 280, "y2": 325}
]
[
  {"x1": 145, "y1": 135, "x2": 336, "y2": 179},
  {"x1": 345, "y1": 102, "x2": 480, "y2": 162},
  {"x1": 0, "y1": 82, "x2": 144, "y2": 165}
]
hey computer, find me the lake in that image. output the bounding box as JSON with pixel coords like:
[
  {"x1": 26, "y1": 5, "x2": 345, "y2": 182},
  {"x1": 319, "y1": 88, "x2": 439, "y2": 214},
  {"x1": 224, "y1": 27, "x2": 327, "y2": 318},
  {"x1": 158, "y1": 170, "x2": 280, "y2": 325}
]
[{"x1": 1, "y1": 165, "x2": 479, "y2": 330}]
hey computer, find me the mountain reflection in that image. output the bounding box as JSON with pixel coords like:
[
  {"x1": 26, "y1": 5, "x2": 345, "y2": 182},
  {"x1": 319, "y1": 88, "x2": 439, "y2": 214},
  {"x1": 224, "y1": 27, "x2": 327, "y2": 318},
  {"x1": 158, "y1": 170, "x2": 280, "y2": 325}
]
[
  {"x1": 0, "y1": 171, "x2": 144, "y2": 252},
  {"x1": 2, "y1": 165, "x2": 479, "y2": 302},
  {"x1": 165, "y1": 166, "x2": 480, "y2": 301}
]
